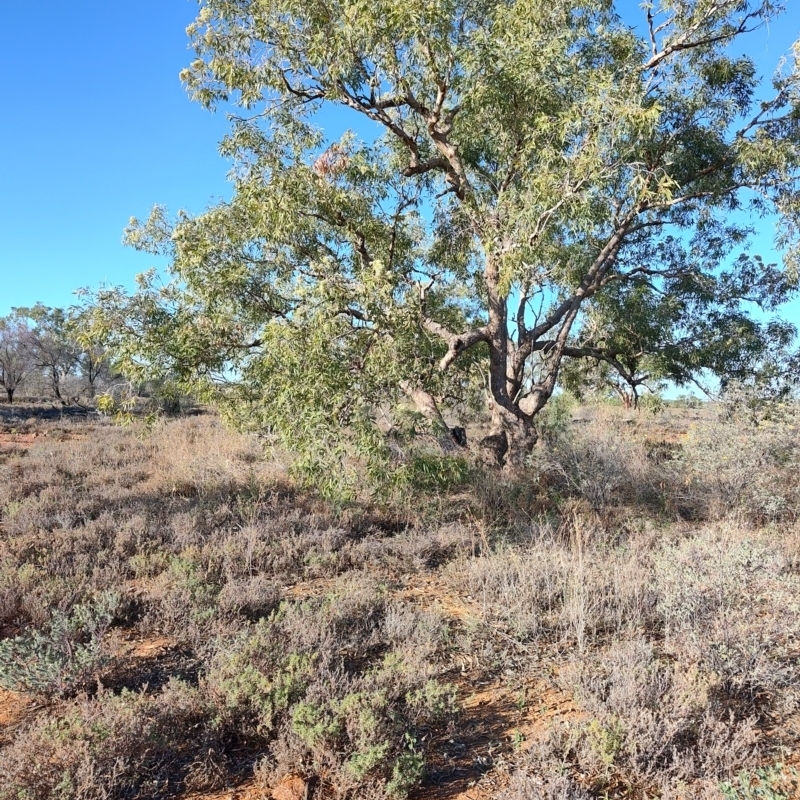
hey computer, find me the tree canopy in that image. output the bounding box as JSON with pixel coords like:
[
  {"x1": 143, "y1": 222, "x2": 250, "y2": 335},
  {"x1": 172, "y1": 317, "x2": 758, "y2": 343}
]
[
  {"x1": 85, "y1": 0, "x2": 800, "y2": 484},
  {"x1": 0, "y1": 306, "x2": 113, "y2": 404}
]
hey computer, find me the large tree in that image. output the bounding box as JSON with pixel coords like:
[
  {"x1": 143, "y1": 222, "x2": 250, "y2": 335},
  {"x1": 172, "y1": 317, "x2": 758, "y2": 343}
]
[{"x1": 88, "y1": 0, "x2": 800, "y2": 476}]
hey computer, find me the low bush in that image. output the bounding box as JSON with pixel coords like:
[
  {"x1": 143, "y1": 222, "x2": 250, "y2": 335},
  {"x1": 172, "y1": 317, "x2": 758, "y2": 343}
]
[
  {"x1": 679, "y1": 399, "x2": 800, "y2": 523},
  {"x1": 450, "y1": 514, "x2": 657, "y2": 648},
  {"x1": 0, "y1": 592, "x2": 119, "y2": 697},
  {"x1": 0, "y1": 680, "x2": 224, "y2": 800},
  {"x1": 207, "y1": 580, "x2": 455, "y2": 798},
  {"x1": 564, "y1": 637, "x2": 761, "y2": 791}
]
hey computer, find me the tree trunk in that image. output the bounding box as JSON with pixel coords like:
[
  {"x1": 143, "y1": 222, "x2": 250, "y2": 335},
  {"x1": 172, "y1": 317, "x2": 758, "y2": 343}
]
[
  {"x1": 479, "y1": 401, "x2": 537, "y2": 469},
  {"x1": 5, "y1": 388, "x2": 12, "y2": 404},
  {"x1": 51, "y1": 367, "x2": 66, "y2": 405},
  {"x1": 478, "y1": 256, "x2": 538, "y2": 468},
  {"x1": 617, "y1": 387, "x2": 633, "y2": 409}
]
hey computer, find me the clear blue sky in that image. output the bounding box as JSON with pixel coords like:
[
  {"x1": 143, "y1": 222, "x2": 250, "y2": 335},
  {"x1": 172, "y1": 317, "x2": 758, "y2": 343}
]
[
  {"x1": 1, "y1": 1, "x2": 799, "y2": 329},
  {"x1": 0, "y1": 1, "x2": 231, "y2": 316}
]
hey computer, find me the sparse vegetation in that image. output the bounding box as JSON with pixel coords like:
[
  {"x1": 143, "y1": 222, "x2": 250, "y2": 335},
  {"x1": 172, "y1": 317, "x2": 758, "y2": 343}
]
[
  {"x1": 4, "y1": 0, "x2": 800, "y2": 797},
  {"x1": 1, "y1": 397, "x2": 799, "y2": 799}
]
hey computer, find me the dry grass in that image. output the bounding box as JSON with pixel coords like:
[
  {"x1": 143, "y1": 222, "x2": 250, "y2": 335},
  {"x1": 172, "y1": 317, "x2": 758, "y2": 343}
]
[{"x1": 1, "y1": 401, "x2": 799, "y2": 799}]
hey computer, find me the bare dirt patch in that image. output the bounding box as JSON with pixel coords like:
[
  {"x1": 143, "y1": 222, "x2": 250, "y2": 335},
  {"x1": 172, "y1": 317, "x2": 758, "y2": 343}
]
[
  {"x1": 182, "y1": 785, "x2": 269, "y2": 800},
  {"x1": 0, "y1": 689, "x2": 32, "y2": 745}
]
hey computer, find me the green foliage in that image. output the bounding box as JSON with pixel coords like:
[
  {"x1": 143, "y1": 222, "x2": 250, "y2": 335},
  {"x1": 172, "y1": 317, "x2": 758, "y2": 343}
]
[
  {"x1": 671, "y1": 393, "x2": 704, "y2": 409},
  {"x1": 638, "y1": 392, "x2": 665, "y2": 416},
  {"x1": 586, "y1": 716, "x2": 624, "y2": 770},
  {"x1": 0, "y1": 592, "x2": 119, "y2": 697},
  {"x1": 211, "y1": 643, "x2": 316, "y2": 734},
  {"x1": 386, "y1": 737, "x2": 426, "y2": 798},
  {"x1": 391, "y1": 452, "x2": 471, "y2": 494},
  {"x1": 205, "y1": 590, "x2": 455, "y2": 796},
  {"x1": 561, "y1": 259, "x2": 798, "y2": 407},
  {"x1": 720, "y1": 765, "x2": 798, "y2": 800},
  {"x1": 82, "y1": 0, "x2": 800, "y2": 481}
]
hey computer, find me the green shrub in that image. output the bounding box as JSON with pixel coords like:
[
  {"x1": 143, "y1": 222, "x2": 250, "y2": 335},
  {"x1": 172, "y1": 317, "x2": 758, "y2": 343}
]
[
  {"x1": 0, "y1": 592, "x2": 119, "y2": 697},
  {"x1": 720, "y1": 765, "x2": 798, "y2": 800},
  {"x1": 207, "y1": 585, "x2": 455, "y2": 798}
]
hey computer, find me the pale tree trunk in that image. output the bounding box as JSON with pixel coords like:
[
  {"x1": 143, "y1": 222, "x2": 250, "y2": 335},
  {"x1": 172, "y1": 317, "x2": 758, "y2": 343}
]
[{"x1": 400, "y1": 382, "x2": 465, "y2": 450}]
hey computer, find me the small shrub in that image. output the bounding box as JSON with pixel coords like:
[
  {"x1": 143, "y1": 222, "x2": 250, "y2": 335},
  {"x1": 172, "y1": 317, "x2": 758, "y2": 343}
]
[
  {"x1": 0, "y1": 592, "x2": 119, "y2": 697},
  {"x1": 564, "y1": 637, "x2": 760, "y2": 788},
  {"x1": 217, "y1": 575, "x2": 281, "y2": 621},
  {"x1": 639, "y1": 392, "x2": 666, "y2": 416},
  {"x1": 452, "y1": 518, "x2": 656, "y2": 647},
  {"x1": 0, "y1": 680, "x2": 223, "y2": 800},
  {"x1": 720, "y1": 764, "x2": 798, "y2": 800},
  {"x1": 207, "y1": 582, "x2": 455, "y2": 798},
  {"x1": 146, "y1": 555, "x2": 221, "y2": 641},
  {"x1": 654, "y1": 528, "x2": 800, "y2": 713},
  {"x1": 536, "y1": 392, "x2": 576, "y2": 445},
  {"x1": 679, "y1": 398, "x2": 800, "y2": 523},
  {"x1": 533, "y1": 422, "x2": 666, "y2": 511}
]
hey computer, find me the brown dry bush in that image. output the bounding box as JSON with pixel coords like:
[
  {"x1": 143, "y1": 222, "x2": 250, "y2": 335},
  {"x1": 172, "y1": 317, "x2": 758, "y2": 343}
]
[
  {"x1": 0, "y1": 680, "x2": 228, "y2": 800},
  {"x1": 0, "y1": 415, "x2": 407, "y2": 642},
  {"x1": 525, "y1": 398, "x2": 800, "y2": 525},
  {"x1": 533, "y1": 425, "x2": 670, "y2": 512},
  {"x1": 498, "y1": 769, "x2": 592, "y2": 800},
  {"x1": 653, "y1": 525, "x2": 800, "y2": 717},
  {"x1": 678, "y1": 400, "x2": 800, "y2": 523},
  {"x1": 449, "y1": 513, "x2": 659, "y2": 649},
  {"x1": 487, "y1": 519, "x2": 800, "y2": 796},
  {"x1": 563, "y1": 637, "x2": 761, "y2": 792}
]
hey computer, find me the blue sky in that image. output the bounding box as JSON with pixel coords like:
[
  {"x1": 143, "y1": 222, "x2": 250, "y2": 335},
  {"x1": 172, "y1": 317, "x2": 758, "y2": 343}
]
[
  {"x1": 0, "y1": 1, "x2": 231, "y2": 316},
  {"x1": 1, "y1": 1, "x2": 799, "y2": 330}
]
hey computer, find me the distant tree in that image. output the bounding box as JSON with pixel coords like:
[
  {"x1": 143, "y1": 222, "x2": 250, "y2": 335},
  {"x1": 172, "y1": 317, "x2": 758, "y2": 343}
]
[
  {"x1": 0, "y1": 318, "x2": 34, "y2": 403},
  {"x1": 561, "y1": 255, "x2": 798, "y2": 407},
  {"x1": 67, "y1": 307, "x2": 114, "y2": 398},
  {"x1": 76, "y1": 345, "x2": 107, "y2": 399},
  {"x1": 14, "y1": 305, "x2": 80, "y2": 405},
  {"x1": 87, "y1": 0, "x2": 800, "y2": 481}
]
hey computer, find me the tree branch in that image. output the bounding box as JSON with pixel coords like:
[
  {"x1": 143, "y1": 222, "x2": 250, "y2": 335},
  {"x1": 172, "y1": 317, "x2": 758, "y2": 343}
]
[{"x1": 421, "y1": 318, "x2": 490, "y2": 371}]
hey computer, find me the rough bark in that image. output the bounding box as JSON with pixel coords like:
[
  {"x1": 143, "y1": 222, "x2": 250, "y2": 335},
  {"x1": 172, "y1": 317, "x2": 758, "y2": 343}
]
[
  {"x1": 473, "y1": 256, "x2": 540, "y2": 467},
  {"x1": 480, "y1": 401, "x2": 538, "y2": 469}
]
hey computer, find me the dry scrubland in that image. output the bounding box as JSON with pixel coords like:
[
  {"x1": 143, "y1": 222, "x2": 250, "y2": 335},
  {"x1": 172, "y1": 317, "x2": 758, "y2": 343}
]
[{"x1": 0, "y1": 400, "x2": 799, "y2": 800}]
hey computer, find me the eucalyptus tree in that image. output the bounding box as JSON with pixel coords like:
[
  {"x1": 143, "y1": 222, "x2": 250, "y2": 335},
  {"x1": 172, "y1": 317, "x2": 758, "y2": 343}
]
[
  {"x1": 67, "y1": 307, "x2": 114, "y2": 398},
  {"x1": 0, "y1": 318, "x2": 34, "y2": 403},
  {"x1": 14, "y1": 305, "x2": 80, "y2": 404},
  {"x1": 90, "y1": 0, "x2": 800, "y2": 475},
  {"x1": 560, "y1": 255, "x2": 799, "y2": 407}
]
